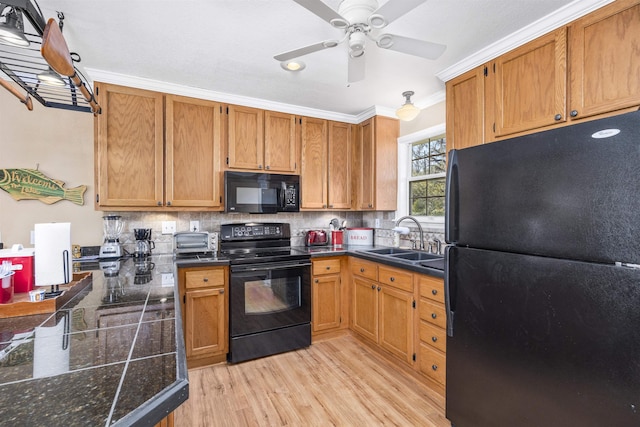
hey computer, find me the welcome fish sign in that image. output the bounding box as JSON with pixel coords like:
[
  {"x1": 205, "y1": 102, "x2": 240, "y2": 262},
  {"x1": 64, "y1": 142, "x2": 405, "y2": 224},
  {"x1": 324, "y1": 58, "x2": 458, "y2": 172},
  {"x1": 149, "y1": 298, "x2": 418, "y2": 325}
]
[{"x1": 0, "y1": 168, "x2": 86, "y2": 206}]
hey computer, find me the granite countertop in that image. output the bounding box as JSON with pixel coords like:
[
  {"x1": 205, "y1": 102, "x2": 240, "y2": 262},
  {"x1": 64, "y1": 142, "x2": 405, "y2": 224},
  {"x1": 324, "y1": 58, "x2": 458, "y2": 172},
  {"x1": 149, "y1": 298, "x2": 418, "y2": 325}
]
[{"x1": 0, "y1": 255, "x2": 188, "y2": 427}]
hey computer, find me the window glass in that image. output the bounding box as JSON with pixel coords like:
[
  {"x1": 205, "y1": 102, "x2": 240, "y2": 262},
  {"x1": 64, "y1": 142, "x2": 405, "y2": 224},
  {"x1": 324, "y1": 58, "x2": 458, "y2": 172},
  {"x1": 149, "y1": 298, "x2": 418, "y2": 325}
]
[{"x1": 409, "y1": 135, "x2": 446, "y2": 217}]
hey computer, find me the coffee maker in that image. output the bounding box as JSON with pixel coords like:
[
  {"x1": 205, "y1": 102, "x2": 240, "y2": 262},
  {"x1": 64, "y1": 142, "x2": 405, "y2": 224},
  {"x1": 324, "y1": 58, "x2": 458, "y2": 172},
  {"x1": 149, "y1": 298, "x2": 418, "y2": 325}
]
[{"x1": 133, "y1": 228, "x2": 155, "y2": 257}]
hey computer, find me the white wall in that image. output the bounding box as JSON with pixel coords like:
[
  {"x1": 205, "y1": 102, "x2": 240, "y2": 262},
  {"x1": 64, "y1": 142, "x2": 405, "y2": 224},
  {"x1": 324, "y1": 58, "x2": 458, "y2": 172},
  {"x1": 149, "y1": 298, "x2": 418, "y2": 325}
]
[{"x1": 0, "y1": 82, "x2": 103, "y2": 247}]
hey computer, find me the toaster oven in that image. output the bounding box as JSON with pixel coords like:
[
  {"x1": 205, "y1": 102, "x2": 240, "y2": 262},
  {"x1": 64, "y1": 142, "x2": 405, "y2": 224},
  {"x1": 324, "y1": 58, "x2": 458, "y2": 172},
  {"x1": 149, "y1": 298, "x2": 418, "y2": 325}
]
[{"x1": 173, "y1": 232, "x2": 212, "y2": 255}]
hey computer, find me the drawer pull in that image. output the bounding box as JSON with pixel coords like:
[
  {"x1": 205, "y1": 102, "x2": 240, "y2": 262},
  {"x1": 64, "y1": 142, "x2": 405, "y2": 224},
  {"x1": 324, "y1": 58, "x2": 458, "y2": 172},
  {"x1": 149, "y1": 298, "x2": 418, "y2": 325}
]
[
  {"x1": 431, "y1": 313, "x2": 437, "y2": 319},
  {"x1": 219, "y1": 289, "x2": 224, "y2": 294},
  {"x1": 554, "y1": 113, "x2": 562, "y2": 121},
  {"x1": 432, "y1": 336, "x2": 438, "y2": 342},
  {"x1": 360, "y1": 268, "x2": 365, "y2": 273},
  {"x1": 203, "y1": 277, "x2": 208, "y2": 282},
  {"x1": 377, "y1": 286, "x2": 381, "y2": 291},
  {"x1": 390, "y1": 277, "x2": 395, "y2": 282},
  {"x1": 371, "y1": 285, "x2": 376, "y2": 289},
  {"x1": 432, "y1": 289, "x2": 438, "y2": 295},
  {"x1": 315, "y1": 279, "x2": 319, "y2": 283},
  {"x1": 432, "y1": 364, "x2": 438, "y2": 371},
  {"x1": 326, "y1": 266, "x2": 331, "y2": 270}
]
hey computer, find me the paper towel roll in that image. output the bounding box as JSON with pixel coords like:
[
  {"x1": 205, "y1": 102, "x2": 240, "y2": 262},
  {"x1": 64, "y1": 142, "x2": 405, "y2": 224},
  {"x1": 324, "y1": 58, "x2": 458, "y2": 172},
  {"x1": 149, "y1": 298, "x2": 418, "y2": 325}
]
[{"x1": 35, "y1": 223, "x2": 71, "y2": 286}]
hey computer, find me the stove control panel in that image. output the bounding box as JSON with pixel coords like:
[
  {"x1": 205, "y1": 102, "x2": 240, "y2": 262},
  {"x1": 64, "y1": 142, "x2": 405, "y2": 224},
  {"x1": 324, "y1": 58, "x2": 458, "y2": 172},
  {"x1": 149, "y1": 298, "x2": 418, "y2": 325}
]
[{"x1": 220, "y1": 223, "x2": 291, "y2": 241}]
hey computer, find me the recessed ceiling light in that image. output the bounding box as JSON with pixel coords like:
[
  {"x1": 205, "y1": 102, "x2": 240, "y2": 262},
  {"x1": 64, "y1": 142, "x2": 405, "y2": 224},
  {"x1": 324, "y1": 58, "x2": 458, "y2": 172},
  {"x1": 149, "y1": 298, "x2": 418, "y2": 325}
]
[{"x1": 281, "y1": 61, "x2": 306, "y2": 72}]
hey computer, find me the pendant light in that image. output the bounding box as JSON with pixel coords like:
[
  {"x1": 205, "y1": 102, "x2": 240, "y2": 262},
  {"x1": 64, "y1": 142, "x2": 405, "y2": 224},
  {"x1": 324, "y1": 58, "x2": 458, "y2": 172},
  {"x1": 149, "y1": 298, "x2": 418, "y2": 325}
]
[
  {"x1": 0, "y1": 5, "x2": 30, "y2": 47},
  {"x1": 396, "y1": 91, "x2": 420, "y2": 121},
  {"x1": 37, "y1": 67, "x2": 66, "y2": 86}
]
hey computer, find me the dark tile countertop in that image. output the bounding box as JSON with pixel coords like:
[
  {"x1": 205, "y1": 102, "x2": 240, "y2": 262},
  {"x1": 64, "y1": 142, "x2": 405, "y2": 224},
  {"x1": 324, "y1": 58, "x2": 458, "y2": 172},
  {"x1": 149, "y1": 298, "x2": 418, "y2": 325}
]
[
  {"x1": 0, "y1": 255, "x2": 188, "y2": 427},
  {"x1": 294, "y1": 245, "x2": 445, "y2": 279}
]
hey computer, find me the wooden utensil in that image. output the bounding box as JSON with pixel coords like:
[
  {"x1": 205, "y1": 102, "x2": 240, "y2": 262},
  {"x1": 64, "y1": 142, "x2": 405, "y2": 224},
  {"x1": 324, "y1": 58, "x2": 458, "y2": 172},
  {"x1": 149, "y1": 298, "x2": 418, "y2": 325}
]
[
  {"x1": 40, "y1": 18, "x2": 101, "y2": 115},
  {"x1": 0, "y1": 79, "x2": 33, "y2": 110}
]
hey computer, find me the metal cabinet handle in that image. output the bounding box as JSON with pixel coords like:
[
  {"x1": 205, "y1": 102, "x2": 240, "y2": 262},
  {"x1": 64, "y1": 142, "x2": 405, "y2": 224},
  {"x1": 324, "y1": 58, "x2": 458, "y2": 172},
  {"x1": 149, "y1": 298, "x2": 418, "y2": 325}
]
[
  {"x1": 219, "y1": 289, "x2": 224, "y2": 294},
  {"x1": 371, "y1": 284, "x2": 376, "y2": 289},
  {"x1": 314, "y1": 279, "x2": 319, "y2": 283},
  {"x1": 167, "y1": 201, "x2": 172, "y2": 206},
  {"x1": 432, "y1": 289, "x2": 438, "y2": 295},
  {"x1": 570, "y1": 110, "x2": 578, "y2": 117},
  {"x1": 554, "y1": 113, "x2": 562, "y2": 121},
  {"x1": 203, "y1": 277, "x2": 208, "y2": 282},
  {"x1": 258, "y1": 165, "x2": 263, "y2": 169},
  {"x1": 432, "y1": 336, "x2": 438, "y2": 342},
  {"x1": 360, "y1": 268, "x2": 365, "y2": 273},
  {"x1": 326, "y1": 266, "x2": 331, "y2": 270},
  {"x1": 390, "y1": 277, "x2": 395, "y2": 282},
  {"x1": 323, "y1": 204, "x2": 327, "y2": 208},
  {"x1": 432, "y1": 364, "x2": 438, "y2": 371},
  {"x1": 431, "y1": 313, "x2": 437, "y2": 319},
  {"x1": 377, "y1": 286, "x2": 381, "y2": 291},
  {"x1": 157, "y1": 201, "x2": 162, "y2": 206},
  {"x1": 266, "y1": 165, "x2": 270, "y2": 170}
]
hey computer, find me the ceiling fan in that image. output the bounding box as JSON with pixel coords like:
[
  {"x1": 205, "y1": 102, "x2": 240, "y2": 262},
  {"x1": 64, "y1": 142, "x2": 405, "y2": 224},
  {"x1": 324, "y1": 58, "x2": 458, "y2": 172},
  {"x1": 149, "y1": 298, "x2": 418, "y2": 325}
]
[{"x1": 274, "y1": 0, "x2": 446, "y2": 83}]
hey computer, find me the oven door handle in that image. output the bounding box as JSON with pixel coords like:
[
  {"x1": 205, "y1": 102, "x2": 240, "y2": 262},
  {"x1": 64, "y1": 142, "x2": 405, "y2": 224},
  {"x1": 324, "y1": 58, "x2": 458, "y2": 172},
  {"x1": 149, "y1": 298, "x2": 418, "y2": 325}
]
[{"x1": 231, "y1": 261, "x2": 311, "y2": 273}]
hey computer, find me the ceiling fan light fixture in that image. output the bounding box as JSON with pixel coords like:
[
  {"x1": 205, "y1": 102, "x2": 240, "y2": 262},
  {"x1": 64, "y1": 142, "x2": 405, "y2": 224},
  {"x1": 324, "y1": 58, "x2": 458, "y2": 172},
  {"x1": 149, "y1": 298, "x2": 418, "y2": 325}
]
[
  {"x1": 37, "y1": 67, "x2": 66, "y2": 86},
  {"x1": 396, "y1": 91, "x2": 421, "y2": 121},
  {"x1": 0, "y1": 6, "x2": 30, "y2": 47},
  {"x1": 323, "y1": 40, "x2": 339, "y2": 48},
  {"x1": 349, "y1": 49, "x2": 364, "y2": 58},
  {"x1": 280, "y1": 61, "x2": 306, "y2": 72}
]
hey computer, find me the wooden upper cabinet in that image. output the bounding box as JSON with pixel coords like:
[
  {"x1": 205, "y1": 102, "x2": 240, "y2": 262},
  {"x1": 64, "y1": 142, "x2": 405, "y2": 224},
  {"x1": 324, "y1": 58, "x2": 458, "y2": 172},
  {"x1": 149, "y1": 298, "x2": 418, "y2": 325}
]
[
  {"x1": 227, "y1": 106, "x2": 298, "y2": 173},
  {"x1": 493, "y1": 27, "x2": 567, "y2": 137},
  {"x1": 445, "y1": 66, "x2": 485, "y2": 151},
  {"x1": 95, "y1": 83, "x2": 164, "y2": 207},
  {"x1": 568, "y1": 0, "x2": 640, "y2": 120},
  {"x1": 356, "y1": 116, "x2": 398, "y2": 211},
  {"x1": 327, "y1": 121, "x2": 352, "y2": 209},
  {"x1": 300, "y1": 117, "x2": 328, "y2": 209},
  {"x1": 227, "y1": 105, "x2": 264, "y2": 170},
  {"x1": 264, "y1": 111, "x2": 298, "y2": 173},
  {"x1": 165, "y1": 95, "x2": 223, "y2": 208}
]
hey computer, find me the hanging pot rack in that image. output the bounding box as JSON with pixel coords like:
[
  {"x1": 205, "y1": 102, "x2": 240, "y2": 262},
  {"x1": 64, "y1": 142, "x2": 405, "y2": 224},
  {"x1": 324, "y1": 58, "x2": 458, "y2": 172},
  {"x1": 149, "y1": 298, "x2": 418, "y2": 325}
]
[{"x1": 0, "y1": 0, "x2": 100, "y2": 114}]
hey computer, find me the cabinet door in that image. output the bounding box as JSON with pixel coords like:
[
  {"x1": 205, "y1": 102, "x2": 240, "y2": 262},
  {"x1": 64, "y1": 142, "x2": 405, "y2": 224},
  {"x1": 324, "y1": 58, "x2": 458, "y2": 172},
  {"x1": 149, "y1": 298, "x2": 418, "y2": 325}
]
[
  {"x1": 351, "y1": 276, "x2": 378, "y2": 342},
  {"x1": 445, "y1": 66, "x2": 485, "y2": 150},
  {"x1": 373, "y1": 116, "x2": 399, "y2": 211},
  {"x1": 95, "y1": 83, "x2": 164, "y2": 207},
  {"x1": 300, "y1": 117, "x2": 328, "y2": 209},
  {"x1": 378, "y1": 285, "x2": 414, "y2": 364},
  {"x1": 569, "y1": 0, "x2": 640, "y2": 119},
  {"x1": 312, "y1": 274, "x2": 341, "y2": 332},
  {"x1": 227, "y1": 105, "x2": 264, "y2": 170},
  {"x1": 264, "y1": 111, "x2": 298, "y2": 173},
  {"x1": 327, "y1": 121, "x2": 352, "y2": 209},
  {"x1": 185, "y1": 287, "x2": 226, "y2": 358},
  {"x1": 358, "y1": 118, "x2": 375, "y2": 210},
  {"x1": 165, "y1": 95, "x2": 222, "y2": 208},
  {"x1": 494, "y1": 27, "x2": 567, "y2": 136}
]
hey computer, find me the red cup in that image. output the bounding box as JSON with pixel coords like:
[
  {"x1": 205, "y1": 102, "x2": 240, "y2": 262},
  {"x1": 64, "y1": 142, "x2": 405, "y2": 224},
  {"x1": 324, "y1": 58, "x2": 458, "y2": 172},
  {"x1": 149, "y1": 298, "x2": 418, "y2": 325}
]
[
  {"x1": 1, "y1": 272, "x2": 14, "y2": 304},
  {"x1": 331, "y1": 230, "x2": 344, "y2": 246}
]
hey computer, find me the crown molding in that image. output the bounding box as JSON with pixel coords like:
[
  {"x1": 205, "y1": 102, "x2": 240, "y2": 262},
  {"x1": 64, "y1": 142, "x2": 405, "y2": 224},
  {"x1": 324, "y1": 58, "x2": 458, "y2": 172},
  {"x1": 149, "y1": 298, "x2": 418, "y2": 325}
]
[
  {"x1": 436, "y1": 0, "x2": 614, "y2": 82},
  {"x1": 86, "y1": 68, "x2": 364, "y2": 123}
]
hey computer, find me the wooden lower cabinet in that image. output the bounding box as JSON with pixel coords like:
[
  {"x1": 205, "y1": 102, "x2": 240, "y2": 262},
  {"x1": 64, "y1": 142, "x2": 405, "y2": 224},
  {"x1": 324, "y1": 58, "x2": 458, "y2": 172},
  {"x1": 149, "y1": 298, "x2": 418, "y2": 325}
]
[
  {"x1": 350, "y1": 259, "x2": 415, "y2": 366},
  {"x1": 416, "y1": 274, "x2": 447, "y2": 395},
  {"x1": 311, "y1": 257, "x2": 348, "y2": 337},
  {"x1": 177, "y1": 266, "x2": 229, "y2": 368},
  {"x1": 154, "y1": 412, "x2": 174, "y2": 427}
]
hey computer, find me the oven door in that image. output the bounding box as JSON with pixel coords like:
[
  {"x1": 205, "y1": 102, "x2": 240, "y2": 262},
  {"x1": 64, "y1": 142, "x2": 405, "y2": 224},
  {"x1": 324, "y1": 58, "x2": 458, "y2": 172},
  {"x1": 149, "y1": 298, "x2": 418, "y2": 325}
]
[{"x1": 229, "y1": 260, "x2": 311, "y2": 337}]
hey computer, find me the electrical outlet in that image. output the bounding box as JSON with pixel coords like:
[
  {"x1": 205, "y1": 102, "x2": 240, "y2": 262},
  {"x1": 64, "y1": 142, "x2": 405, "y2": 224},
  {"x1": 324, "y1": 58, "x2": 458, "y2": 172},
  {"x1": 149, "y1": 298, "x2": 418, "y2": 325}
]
[
  {"x1": 30, "y1": 230, "x2": 35, "y2": 245},
  {"x1": 162, "y1": 221, "x2": 176, "y2": 235},
  {"x1": 161, "y1": 273, "x2": 175, "y2": 286},
  {"x1": 189, "y1": 220, "x2": 200, "y2": 232},
  {"x1": 374, "y1": 218, "x2": 381, "y2": 228}
]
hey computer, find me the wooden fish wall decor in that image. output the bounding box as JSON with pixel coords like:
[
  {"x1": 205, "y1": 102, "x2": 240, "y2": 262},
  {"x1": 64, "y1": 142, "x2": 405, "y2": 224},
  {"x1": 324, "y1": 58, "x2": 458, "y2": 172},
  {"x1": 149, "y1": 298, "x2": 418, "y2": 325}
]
[{"x1": 0, "y1": 169, "x2": 86, "y2": 206}]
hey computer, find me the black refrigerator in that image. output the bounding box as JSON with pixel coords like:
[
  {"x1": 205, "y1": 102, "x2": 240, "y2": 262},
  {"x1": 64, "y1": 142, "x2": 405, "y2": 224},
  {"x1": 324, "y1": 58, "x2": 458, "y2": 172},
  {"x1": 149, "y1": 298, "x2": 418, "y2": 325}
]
[{"x1": 444, "y1": 110, "x2": 640, "y2": 427}]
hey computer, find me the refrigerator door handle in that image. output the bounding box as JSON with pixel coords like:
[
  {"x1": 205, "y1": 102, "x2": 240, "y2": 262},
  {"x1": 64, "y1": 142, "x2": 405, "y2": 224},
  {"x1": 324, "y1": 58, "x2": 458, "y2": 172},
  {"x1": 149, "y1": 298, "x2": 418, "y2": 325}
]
[
  {"x1": 445, "y1": 149, "x2": 459, "y2": 244},
  {"x1": 445, "y1": 245, "x2": 456, "y2": 337}
]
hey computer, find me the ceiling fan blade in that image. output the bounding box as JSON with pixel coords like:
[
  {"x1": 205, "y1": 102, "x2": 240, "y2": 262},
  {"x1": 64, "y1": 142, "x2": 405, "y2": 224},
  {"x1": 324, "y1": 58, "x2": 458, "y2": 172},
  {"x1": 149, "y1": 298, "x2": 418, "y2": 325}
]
[
  {"x1": 274, "y1": 40, "x2": 337, "y2": 61},
  {"x1": 348, "y1": 54, "x2": 365, "y2": 83},
  {"x1": 292, "y1": 0, "x2": 345, "y2": 24},
  {"x1": 377, "y1": 33, "x2": 446, "y2": 59},
  {"x1": 371, "y1": 0, "x2": 428, "y2": 27}
]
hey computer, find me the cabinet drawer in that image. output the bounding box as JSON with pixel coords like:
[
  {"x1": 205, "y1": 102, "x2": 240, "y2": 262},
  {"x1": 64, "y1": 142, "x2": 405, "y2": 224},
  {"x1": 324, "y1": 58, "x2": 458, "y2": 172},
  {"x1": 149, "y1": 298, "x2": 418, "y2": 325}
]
[
  {"x1": 313, "y1": 258, "x2": 341, "y2": 275},
  {"x1": 420, "y1": 298, "x2": 446, "y2": 329},
  {"x1": 420, "y1": 320, "x2": 446, "y2": 353},
  {"x1": 350, "y1": 258, "x2": 378, "y2": 280},
  {"x1": 185, "y1": 269, "x2": 225, "y2": 290},
  {"x1": 418, "y1": 275, "x2": 444, "y2": 304},
  {"x1": 378, "y1": 265, "x2": 413, "y2": 292},
  {"x1": 419, "y1": 342, "x2": 446, "y2": 386}
]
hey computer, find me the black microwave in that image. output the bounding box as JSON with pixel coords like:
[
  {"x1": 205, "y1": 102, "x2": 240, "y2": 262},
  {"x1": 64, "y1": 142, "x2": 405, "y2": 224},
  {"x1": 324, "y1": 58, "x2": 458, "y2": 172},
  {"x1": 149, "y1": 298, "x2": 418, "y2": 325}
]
[{"x1": 224, "y1": 171, "x2": 300, "y2": 213}]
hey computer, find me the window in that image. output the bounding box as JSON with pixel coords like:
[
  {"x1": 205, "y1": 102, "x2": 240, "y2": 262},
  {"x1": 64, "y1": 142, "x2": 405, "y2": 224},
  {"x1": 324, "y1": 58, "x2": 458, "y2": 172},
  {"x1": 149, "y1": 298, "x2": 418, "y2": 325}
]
[{"x1": 409, "y1": 134, "x2": 446, "y2": 217}]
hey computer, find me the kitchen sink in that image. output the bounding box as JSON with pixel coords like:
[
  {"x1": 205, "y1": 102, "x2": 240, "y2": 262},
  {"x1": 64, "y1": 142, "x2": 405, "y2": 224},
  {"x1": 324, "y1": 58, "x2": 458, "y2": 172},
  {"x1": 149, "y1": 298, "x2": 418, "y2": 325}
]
[
  {"x1": 390, "y1": 252, "x2": 442, "y2": 261},
  {"x1": 362, "y1": 248, "x2": 413, "y2": 255},
  {"x1": 419, "y1": 258, "x2": 445, "y2": 271}
]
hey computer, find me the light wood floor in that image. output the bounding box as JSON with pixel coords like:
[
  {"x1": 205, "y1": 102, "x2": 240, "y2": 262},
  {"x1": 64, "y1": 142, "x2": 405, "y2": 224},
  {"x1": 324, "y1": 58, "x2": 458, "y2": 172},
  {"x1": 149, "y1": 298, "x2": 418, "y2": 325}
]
[{"x1": 175, "y1": 335, "x2": 450, "y2": 426}]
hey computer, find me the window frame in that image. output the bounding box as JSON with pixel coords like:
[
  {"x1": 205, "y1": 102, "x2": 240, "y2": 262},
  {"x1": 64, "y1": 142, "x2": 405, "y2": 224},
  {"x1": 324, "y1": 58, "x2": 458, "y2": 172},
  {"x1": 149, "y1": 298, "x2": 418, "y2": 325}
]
[{"x1": 396, "y1": 123, "x2": 446, "y2": 228}]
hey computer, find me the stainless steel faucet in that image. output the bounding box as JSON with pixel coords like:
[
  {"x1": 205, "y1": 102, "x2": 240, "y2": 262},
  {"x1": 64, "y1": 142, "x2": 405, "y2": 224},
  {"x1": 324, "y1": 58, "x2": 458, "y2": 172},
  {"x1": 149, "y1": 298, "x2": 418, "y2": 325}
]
[
  {"x1": 431, "y1": 237, "x2": 442, "y2": 255},
  {"x1": 395, "y1": 216, "x2": 425, "y2": 251}
]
